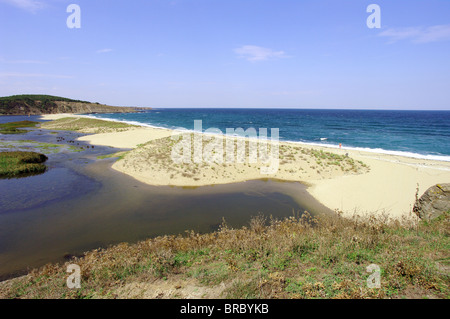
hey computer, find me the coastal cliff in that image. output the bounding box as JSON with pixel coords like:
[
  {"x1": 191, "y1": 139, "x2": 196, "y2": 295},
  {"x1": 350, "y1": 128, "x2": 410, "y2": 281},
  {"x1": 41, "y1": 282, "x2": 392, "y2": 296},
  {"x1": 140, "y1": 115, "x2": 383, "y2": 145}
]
[{"x1": 0, "y1": 95, "x2": 144, "y2": 115}]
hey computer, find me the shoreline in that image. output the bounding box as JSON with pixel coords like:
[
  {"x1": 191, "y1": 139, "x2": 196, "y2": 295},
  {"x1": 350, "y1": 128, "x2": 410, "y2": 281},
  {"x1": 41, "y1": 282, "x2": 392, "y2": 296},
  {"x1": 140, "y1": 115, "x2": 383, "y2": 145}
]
[
  {"x1": 40, "y1": 112, "x2": 450, "y2": 162},
  {"x1": 76, "y1": 112, "x2": 450, "y2": 162},
  {"x1": 39, "y1": 113, "x2": 450, "y2": 219}
]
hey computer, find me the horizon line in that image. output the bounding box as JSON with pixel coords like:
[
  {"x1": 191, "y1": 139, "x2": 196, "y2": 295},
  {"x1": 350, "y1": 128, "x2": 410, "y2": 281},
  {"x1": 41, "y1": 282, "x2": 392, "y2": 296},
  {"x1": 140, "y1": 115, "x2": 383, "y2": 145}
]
[{"x1": 134, "y1": 106, "x2": 450, "y2": 111}]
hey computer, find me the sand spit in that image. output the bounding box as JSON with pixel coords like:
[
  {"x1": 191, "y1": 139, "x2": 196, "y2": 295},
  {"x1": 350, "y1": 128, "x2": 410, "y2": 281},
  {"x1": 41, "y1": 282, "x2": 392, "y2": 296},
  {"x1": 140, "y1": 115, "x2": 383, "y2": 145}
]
[{"x1": 38, "y1": 114, "x2": 450, "y2": 218}]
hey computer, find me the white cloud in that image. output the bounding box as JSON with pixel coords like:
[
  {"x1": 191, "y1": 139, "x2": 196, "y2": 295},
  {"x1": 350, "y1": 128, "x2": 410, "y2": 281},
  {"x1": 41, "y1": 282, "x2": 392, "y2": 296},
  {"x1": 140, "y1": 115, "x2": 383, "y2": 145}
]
[
  {"x1": 234, "y1": 45, "x2": 288, "y2": 62},
  {"x1": 379, "y1": 24, "x2": 450, "y2": 43},
  {"x1": 0, "y1": 0, "x2": 45, "y2": 13},
  {"x1": 96, "y1": 48, "x2": 113, "y2": 54}
]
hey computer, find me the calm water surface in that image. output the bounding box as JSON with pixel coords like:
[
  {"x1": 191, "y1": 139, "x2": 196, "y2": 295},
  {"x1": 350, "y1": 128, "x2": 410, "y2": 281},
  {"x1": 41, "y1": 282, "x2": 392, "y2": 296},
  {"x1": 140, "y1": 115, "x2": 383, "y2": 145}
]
[{"x1": 0, "y1": 124, "x2": 331, "y2": 280}]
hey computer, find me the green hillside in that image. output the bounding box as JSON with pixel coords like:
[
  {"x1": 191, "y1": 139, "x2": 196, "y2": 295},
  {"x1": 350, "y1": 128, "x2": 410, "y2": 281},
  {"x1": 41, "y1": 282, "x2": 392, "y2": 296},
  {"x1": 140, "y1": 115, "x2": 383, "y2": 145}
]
[
  {"x1": 0, "y1": 94, "x2": 89, "y2": 103},
  {"x1": 0, "y1": 94, "x2": 139, "y2": 115}
]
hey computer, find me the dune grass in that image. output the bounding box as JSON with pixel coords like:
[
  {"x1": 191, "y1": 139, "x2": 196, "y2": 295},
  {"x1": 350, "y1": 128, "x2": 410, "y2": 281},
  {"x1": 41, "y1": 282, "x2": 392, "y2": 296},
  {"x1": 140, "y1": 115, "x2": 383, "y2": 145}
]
[
  {"x1": 117, "y1": 133, "x2": 369, "y2": 185},
  {"x1": 1, "y1": 210, "x2": 448, "y2": 299},
  {"x1": 0, "y1": 151, "x2": 48, "y2": 178},
  {"x1": 40, "y1": 117, "x2": 137, "y2": 134}
]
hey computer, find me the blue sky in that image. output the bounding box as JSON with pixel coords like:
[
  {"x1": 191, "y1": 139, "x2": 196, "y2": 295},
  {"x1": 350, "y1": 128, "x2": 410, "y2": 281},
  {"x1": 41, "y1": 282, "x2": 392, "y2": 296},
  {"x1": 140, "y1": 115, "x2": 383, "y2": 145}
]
[{"x1": 0, "y1": 0, "x2": 449, "y2": 109}]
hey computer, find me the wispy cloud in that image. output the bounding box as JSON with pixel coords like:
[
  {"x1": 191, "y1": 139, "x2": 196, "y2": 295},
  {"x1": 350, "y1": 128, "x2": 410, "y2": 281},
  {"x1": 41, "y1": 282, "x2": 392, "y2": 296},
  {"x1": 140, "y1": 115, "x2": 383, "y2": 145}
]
[
  {"x1": 379, "y1": 24, "x2": 450, "y2": 43},
  {"x1": 0, "y1": 0, "x2": 45, "y2": 13},
  {"x1": 234, "y1": 45, "x2": 289, "y2": 62},
  {"x1": 96, "y1": 48, "x2": 113, "y2": 54},
  {"x1": 0, "y1": 72, "x2": 73, "y2": 79}
]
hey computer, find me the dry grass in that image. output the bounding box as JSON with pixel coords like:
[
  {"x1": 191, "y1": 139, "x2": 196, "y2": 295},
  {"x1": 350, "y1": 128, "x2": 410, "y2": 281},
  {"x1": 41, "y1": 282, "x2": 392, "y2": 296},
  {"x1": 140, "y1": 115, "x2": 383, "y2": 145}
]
[
  {"x1": 1, "y1": 211, "x2": 448, "y2": 299},
  {"x1": 40, "y1": 117, "x2": 137, "y2": 134},
  {"x1": 117, "y1": 133, "x2": 369, "y2": 185}
]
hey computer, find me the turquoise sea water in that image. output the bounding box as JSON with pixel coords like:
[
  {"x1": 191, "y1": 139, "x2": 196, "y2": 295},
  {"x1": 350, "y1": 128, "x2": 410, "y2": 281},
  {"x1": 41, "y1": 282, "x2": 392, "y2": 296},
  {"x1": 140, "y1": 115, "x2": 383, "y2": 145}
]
[{"x1": 89, "y1": 109, "x2": 450, "y2": 161}]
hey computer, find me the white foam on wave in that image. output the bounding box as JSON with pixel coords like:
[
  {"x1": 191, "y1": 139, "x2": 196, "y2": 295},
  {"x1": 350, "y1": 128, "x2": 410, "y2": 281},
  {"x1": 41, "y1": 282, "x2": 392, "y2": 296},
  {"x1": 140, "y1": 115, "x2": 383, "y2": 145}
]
[
  {"x1": 285, "y1": 140, "x2": 450, "y2": 162},
  {"x1": 83, "y1": 114, "x2": 169, "y2": 129}
]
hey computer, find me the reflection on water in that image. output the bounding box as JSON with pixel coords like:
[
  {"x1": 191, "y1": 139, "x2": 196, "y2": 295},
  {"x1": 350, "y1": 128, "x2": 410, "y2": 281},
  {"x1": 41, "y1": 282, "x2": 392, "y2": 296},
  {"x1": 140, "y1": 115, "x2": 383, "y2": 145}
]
[
  {"x1": 0, "y1": 167, "x2": 99, "y2": 212},
  {"x1": 0, "y1": 127, "x2": 332, "y2": 280}
]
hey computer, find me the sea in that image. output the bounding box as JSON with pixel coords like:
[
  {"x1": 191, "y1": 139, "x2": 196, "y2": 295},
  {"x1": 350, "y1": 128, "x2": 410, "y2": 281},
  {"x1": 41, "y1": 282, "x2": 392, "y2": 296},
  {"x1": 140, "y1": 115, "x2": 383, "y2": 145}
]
[{"x1": 88, "y1": 108, "x2": 450, "y2": 162}]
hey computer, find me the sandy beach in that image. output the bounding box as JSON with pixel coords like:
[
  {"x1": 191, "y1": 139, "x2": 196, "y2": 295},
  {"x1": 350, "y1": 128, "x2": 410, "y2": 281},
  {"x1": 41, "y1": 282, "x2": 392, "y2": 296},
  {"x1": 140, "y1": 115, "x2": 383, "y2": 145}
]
[{"x1": 40, "y1": 114, "x2": 450, "y2": 219}]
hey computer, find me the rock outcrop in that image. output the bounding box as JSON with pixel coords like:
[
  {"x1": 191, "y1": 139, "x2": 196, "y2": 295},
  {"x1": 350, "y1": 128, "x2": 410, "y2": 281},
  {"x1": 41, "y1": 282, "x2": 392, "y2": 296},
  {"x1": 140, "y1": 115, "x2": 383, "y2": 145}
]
[
  {"x1": 52, "y1": 101, "x2": 141, "y2": 114},
  {"x1": 413, "y1": 184, "x2": 450, "y2": 220}
]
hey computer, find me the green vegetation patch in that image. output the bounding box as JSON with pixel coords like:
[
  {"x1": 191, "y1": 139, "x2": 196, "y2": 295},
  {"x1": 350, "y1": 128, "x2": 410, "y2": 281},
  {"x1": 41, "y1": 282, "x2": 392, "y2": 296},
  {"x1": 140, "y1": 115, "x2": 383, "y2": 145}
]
[
  {"x1": 0, "y1": 94, "x2": 88, "y2": 103},
  {"x1": 0, "y1": 140, "x2": 65, "y2": 154},
  {"x1": 33, "y1": 142, "x2": 64, "y2": 154},
  {"x1": 0, "y1": 121, "x2": 39, "y2": 134},
  {"x1": 0, "y1": 151, "x2": 48, "y2": 178},
  {"x1": 0, "y1": 95, "x2": 91, "y2": 115},
  {"x1": 97, "y1": 151, "x2": 128, "y2": 160}
]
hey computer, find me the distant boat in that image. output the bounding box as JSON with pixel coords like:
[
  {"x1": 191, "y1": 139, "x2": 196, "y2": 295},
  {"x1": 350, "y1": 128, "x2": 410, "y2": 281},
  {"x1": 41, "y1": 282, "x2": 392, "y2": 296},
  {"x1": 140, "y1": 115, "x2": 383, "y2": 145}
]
[{"x1": 320, "y1": 137, "x2": 328, "y2": 141}]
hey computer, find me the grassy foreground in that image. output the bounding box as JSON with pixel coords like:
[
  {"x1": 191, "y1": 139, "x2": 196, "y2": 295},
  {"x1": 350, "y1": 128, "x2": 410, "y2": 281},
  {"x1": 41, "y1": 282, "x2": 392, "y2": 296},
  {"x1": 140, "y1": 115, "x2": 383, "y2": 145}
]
[
  {"x1": 1, "y1": 211, "x2": 448, "y2": 299},
  {"x1": 0, "y1": 151, "x2": 48, "y2": 178}
]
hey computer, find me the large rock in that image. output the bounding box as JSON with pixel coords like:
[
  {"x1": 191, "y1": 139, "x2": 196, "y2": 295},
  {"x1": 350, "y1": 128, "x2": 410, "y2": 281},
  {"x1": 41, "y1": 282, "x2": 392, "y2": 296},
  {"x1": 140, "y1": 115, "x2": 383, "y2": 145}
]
[{"x1": 413, "y1": 184, "x2": 450, "y2": 220}]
